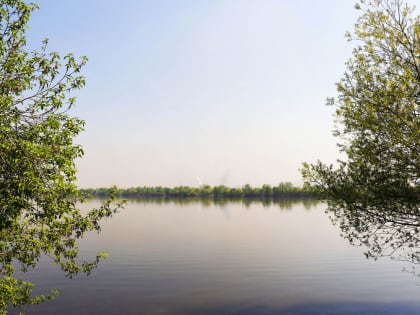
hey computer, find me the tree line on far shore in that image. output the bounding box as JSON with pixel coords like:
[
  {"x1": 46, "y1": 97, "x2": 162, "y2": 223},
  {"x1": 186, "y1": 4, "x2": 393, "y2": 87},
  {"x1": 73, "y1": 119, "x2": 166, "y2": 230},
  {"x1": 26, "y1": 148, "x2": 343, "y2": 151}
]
[{"x1": 80, "y1": 182, "x2": 317, "y2": 200}]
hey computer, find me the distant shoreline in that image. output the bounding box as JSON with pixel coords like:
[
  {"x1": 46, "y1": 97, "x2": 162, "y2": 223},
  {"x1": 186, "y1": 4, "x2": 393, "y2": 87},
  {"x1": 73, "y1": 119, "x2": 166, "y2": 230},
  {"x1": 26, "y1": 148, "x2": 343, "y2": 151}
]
[{"x1": 80, "y1": 183, "x2": 320, "y2": 201}]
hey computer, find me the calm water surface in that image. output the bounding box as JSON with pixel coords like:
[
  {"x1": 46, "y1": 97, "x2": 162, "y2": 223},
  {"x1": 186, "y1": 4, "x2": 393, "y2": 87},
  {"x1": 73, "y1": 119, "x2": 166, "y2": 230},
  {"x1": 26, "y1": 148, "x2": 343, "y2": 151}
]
[{"x1": 19, "y1": 200, "x2": 420, "y2": 314}]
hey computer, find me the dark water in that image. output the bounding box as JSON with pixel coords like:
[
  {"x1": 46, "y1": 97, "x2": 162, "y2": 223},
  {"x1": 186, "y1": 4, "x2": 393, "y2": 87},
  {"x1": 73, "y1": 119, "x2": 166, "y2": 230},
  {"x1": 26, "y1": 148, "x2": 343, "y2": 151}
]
[{"x1": 16, "y1": 200, "x2": 420, "y2": 314}]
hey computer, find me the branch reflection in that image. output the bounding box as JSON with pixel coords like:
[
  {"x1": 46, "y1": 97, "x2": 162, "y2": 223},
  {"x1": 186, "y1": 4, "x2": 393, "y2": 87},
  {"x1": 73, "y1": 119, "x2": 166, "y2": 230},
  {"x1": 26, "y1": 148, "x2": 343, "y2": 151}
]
[{"x1": 327, "y1": 199, "x2": 420, "y2": 269}]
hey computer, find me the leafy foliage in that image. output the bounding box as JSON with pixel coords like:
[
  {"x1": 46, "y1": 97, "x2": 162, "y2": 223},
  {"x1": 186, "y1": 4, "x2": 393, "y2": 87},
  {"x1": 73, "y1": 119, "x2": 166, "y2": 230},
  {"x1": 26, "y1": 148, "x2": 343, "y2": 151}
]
[
  {"x1": 0, "y1": 1, "x2": 123, "y2": 313},
  {"x1": 302, "y1": 0, "x2": 419, "y2": 265}
]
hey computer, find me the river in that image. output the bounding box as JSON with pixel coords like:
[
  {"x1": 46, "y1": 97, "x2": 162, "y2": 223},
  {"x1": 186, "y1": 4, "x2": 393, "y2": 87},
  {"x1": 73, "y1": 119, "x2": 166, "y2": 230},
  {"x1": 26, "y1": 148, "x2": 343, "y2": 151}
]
[{"x1": 18, "y1": 199, "x2": 420, "y2": 314}]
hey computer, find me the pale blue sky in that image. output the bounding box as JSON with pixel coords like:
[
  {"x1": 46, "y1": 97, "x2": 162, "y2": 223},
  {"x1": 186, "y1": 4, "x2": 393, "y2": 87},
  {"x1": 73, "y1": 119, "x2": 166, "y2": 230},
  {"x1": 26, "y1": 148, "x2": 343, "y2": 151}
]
[{"x1": 28, "y1": 1, "x2": 359, "y2": 188}]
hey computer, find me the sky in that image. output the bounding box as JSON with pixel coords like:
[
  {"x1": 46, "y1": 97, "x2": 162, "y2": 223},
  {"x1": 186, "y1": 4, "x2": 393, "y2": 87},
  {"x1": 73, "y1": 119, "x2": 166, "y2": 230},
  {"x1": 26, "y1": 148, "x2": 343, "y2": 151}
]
[{"x1": 27, "y1": 0, "x2": 359, "y2": 188}]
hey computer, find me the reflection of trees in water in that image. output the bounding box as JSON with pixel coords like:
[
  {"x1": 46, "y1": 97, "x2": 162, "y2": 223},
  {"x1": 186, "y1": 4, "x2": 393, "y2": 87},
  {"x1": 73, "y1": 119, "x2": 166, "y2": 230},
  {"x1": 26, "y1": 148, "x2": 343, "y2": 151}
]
[
  {"x1": 121, "y1": 197, "x2": 321, "y2": 211},
  {"x1": 328, "y1": 200, "x2": 420, "y2": 270},
  {"x1": 242, "y1": 198, "x2": 320, "y2": 210},
  {"x1": 0, "y1": 195, "x2": 123, "y2": 313}
]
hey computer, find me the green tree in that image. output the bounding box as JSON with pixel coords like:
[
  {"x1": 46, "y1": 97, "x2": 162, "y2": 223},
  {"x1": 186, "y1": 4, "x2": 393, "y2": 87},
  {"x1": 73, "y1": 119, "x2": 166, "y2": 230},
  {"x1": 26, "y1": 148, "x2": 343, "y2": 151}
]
[
  {"x1": 302, "y1": 0, "x2": 419, "y2": 263},
  {"x1": 0, "y1": 1, "x2": 122, "y2": 313},
  {"x1": 261, "y1": 184, "x2": 273, "y2": 198},
  {"x1": 303, "y1": 0, "x2": 419, "y2": 206}
]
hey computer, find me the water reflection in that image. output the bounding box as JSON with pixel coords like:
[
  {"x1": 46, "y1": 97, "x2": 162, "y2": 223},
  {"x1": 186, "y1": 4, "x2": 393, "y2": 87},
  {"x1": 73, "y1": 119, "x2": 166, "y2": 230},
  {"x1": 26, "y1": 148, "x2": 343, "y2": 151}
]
[
  {"x1": 326, "y1": 200, "x2": 420, "y2": 274},
  {"x1": 122, "y1": 197, "x2": 320, "y2": 211},
  {"x1": 19, "y1": 199, "x2": 420, "y2": 315}
]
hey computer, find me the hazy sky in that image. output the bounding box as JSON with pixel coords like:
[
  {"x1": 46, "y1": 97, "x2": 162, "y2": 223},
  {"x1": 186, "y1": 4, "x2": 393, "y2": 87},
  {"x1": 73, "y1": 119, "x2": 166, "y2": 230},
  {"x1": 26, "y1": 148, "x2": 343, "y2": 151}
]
[{"x1": 27, "y1": 0, "x2": 359, "y2": 188}]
